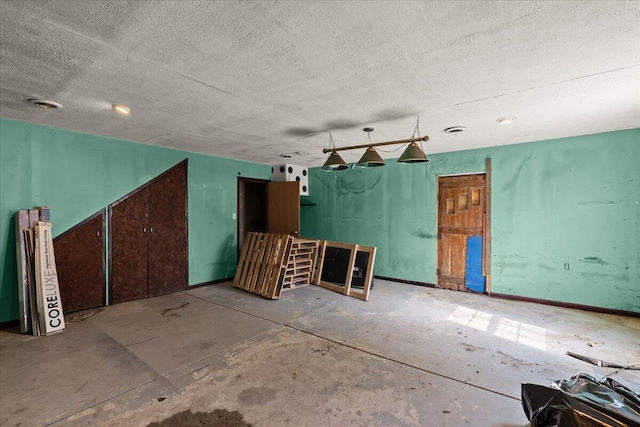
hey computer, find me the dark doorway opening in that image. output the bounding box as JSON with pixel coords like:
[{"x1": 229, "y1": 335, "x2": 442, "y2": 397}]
[{"x1": 237, "y1": 178, "x2": 268, "y2": 255}]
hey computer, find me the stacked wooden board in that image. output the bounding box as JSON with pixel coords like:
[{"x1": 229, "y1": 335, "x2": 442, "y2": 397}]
[
  {"x1": 281, "y1": 238, "x2": 319, "y2": 291},
  {"x1": 15, "y1": 208, "x2": 65, "y2": 336},
  {"x1": 233, "y1": 232, "x2": 293, "y2": 299}
]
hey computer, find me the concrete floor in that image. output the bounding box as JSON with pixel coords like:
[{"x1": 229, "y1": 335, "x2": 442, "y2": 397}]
[{"x1": 1, "y1": 280, "x2": 638, "y2": 427}]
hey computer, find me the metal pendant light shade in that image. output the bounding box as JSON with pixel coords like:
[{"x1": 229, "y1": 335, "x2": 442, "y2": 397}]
[
  {"x1": 397, "y1": 141, "x2": 428, "y2": 163},
  {"x1": 357, "y1": 146, "x2": 386, "y2": 167},
  {"x1": 322, "y1": 151, "x2": 349, "y2": 171},
  {"x1": 322, "y1": 119, "x2": 429, "y2": 170}
]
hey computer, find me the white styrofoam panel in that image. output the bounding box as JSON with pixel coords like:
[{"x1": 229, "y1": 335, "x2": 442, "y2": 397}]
[{"x1": 271, "y1": 164, "x2": 308, "y2": 195}]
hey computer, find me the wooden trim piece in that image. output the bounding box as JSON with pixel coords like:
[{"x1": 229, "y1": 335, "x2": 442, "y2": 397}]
[
  {"x1": 435, "y1": 177, "x2": 440, "y2": 292},
  {"x1": 484, "y1": 157, "x2": 492, "y2": 294},
  {"x1": 491, "y1": 293, "x2": 640, "y2": 318},
  {"x1": 319, "y1": 281, "x2": 351, "y2": 295},
  {"x1": 107, "y1": 204, "x2": 114, "y2": 304},
  {"x1": 437, "y1": 172, "x2": 486, "y2": 178},
  {"x1": 183, "y1": 160, "x2": 190, "y2": 290},
  {"x1": 438, "y1": 174, "x2": 485, "y2": 184},
  {"x1": 323, "y1": 135, "x2": 429, "y2": 154},
  {"x1": 348, "y1": 245, "x2": 376, "y2": 301},
  {"x1": 313, "y1": 240, "x2": 326, "y2": 285},
  {"x1": 101, "y1": 211, "x2": 107, "y2": 305}
]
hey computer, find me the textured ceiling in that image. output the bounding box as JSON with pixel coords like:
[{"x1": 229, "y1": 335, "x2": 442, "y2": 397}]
[{"x1": 1, "y1": 1, "x2": 639, "y2": 167}]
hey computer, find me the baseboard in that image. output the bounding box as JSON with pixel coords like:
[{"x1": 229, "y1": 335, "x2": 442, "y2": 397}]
[
  {"x1": 491, "y1": 293, "x2": 640, "y2": 318},
  {"x1": 0, "y1": 319, "x2": 19, "y2": 330},
  {"x1": 188, "y1": 277, "x2": 234, "y2": 289},
  {"x1": 374, "y1": 276, "x2": 437, "y2": 288}
]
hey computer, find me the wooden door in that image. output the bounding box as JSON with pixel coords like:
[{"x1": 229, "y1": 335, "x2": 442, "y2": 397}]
[
  {"x1": 110, "y1": 187, "x2": 149, "y2": 304},
  {"x1": 437, "y1": 174, "x2": 486, "y2": 291},
  {"x1": 147, "y1": 161, "x2": 188, "y2": 297},
  {"x1": 267, "y1": 181, "x2": 300, "y2": 236},
  {"x1": 55, "y1": 211, "x2": 106, "y2": 313}
]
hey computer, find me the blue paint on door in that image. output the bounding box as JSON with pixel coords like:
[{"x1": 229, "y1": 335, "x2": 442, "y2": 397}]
[{"x1": 465, "y1": 235, "x2": 486, "y2": 293}]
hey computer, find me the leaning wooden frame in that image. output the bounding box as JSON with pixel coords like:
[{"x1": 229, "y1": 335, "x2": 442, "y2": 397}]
[
  {"x1": 317, "y1": 241, "x2": 356, "y2": 295},
  {"x1": 348, "y1": 245, "x2": 376, "y2": 301},
  {"x1": 316, "y1": 240, "x2": 376, "y2": 301}
]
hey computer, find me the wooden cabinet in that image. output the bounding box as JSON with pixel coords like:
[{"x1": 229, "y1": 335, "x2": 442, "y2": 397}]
[
  {"x1": 55, "y1": 212, "x2": 106, "y2": 313},
  {"x1": 109, "y1": 161, "x2": 188, "y2": 304}
]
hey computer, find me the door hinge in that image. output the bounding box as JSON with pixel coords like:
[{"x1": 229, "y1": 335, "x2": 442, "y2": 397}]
[
  {"x1": 437, "y1": 233, "x2": 442, "y2": 239},
  {"x1": 437, "y1": 268, "x2": 441, "y2": 275}
]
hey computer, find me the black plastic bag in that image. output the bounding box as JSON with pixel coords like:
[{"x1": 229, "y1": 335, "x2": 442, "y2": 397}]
[{"x1": 522, "y1": 373, "x2": 640, "y2": 426}]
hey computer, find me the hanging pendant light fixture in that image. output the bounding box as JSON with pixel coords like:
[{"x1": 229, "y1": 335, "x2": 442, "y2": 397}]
[
  {"x1": 398, "y1": 141, "x2": 427, "y2": 163},
  {"x1": 398, "y1": 117, "x2": 428, "y2": 164},
  {"x1": 357, "y1": 128, "x2": 385, "y2": 167},
  {"x1": 321, "y1": 116, "x2": 429, "y2": 171},
  {"x1": 322, "y1": 132, "x2": 349, "y2": 171},
  {"x1": 357, "y1": 146, "x2": 386, "y2": 167},
  {"x1": 322, "y1": 151, "x2": 349, "y2": 170}
]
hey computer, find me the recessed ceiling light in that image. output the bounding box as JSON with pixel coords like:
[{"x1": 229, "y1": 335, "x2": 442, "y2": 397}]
[
  {"x1": 497, "y1": 116, "x2": 516, "y2": 124},
  {"x1": 444, "y1": 126, "x2": 466, "y2": 134},
  {"x1": 28, "y1": 99, "x2": 63, "y2": 110},
  {"x1": 112, "y1": 104, "x2": 130, "y2": 116}
]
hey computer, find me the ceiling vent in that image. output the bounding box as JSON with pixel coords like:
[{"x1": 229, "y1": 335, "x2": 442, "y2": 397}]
[
  {"x1": 29, "y1": 99, "x2": 63, "y2": 111},
  {"x1": 444, "y1": 126, "x2": 466, "y2": 134}
]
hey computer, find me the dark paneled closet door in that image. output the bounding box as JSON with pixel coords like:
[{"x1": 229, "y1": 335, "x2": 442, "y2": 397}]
[
  {"x1": 110, "y1": 187, "x2": 149, "y2": 304},
  {"x1": 147, "y1": 162, "x2": 188, "y2": 297},
  {"x1": 55, "y1": 212, "x2": 106, "y2": 313}
]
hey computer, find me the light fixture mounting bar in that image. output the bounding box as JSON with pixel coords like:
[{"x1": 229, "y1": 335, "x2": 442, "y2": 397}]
[{"x1": 322, "y1": 135, "x2": 429, "y2": 154}]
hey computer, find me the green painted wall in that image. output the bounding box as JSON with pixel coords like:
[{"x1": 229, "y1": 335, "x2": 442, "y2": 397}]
[
  {"x1": 302, "y1": 129, "x2": 640, "y2": 313},
  {"x1": 0, "y1": 118, "x2": 270, "y2": 323},
  {"x1": 2, "y1": 120, "x2": 637, "y2": 321}
]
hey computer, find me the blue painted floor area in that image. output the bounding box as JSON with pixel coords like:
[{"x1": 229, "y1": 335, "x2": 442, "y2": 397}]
[{"x1": 1, "y1": 280, "x2": 638, "y2": 426}]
